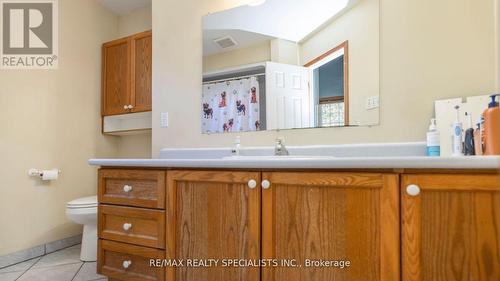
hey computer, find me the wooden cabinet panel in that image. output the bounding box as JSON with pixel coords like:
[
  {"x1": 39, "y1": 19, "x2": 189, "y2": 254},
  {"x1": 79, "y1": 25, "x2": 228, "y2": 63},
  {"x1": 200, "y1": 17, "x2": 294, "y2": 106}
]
[
  {"x1": 261, "y1": 172, "x2": 399, "y2": 281},
  {"x1": 98, "y1": 169, "x2": 165, "y2": 209},
  {"x1": 402, "y1": 173, "x2": 500, "y2": 281},
  {"x1": 99, "y1": 205, "x2": 165, "y2": 249},
  {"x1": 98, "y1": 239, "x2": 165, "y2": 281},
  {"x1": 166, "y1": 170, "x2": 261, "y2": 281},
  {"x1": 131, "y1": 31, "x2": 152, "y2": 112},
  {"x1": 102, "y1": 38, "x2": 130, "y2": 116}
]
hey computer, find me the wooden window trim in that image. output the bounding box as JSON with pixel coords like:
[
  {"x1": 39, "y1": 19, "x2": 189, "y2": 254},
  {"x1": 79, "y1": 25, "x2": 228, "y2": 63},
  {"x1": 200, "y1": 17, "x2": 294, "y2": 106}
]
[{"x1": 304, "y1": 40, "x2": 349, "y2": 125}]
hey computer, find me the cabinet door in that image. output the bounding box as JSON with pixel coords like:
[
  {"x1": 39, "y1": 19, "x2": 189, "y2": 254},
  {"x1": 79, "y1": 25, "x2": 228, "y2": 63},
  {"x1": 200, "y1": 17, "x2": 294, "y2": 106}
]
[
  {"x1": 166, "y1": 170, "x2": 261, "y2": 281},
  {"x1": 262, "y1": 172, "x2": 399, "y2": 281},
  {"x1": 102, "y1": 38, "x2": 130, "y2": 116},
  {"x1": 130, "y1": 30, "x2": 152, "y2": 112},
  {"x1": 402, "y1": 173, "x2": 500, "y2": 281}
]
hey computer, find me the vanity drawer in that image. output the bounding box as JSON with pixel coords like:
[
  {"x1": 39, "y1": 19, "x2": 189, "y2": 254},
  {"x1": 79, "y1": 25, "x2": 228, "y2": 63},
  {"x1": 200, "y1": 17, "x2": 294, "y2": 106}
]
[
  {"x1": 98, "y1": 240, "x2": 165, "y2": 281},
  {"x1": 98, "y1": 169, "x2": 165, "y2": 209},
  {"x1": 99, "y1": 205, "x2": 166, "y2": 249}
]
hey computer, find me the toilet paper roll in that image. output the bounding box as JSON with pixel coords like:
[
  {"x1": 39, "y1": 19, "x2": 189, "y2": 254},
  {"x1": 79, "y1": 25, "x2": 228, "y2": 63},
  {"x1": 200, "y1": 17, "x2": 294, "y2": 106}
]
[{"x1": 42, "y1": 169, "x2": 59, "y2": 181}]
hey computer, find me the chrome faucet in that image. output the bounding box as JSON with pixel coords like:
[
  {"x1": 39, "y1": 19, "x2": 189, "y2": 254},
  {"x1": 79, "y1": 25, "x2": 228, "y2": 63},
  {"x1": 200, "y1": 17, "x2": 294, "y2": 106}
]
[{"x1": 274, "y1": 138, "x2": 289, "y2": 156}]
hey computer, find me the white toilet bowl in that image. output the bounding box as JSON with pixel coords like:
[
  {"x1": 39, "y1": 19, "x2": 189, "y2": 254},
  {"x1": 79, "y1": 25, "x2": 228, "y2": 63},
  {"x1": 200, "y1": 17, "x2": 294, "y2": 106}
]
[{"x1": 66, "y1": 196, "x2": 97, "y2": 262}]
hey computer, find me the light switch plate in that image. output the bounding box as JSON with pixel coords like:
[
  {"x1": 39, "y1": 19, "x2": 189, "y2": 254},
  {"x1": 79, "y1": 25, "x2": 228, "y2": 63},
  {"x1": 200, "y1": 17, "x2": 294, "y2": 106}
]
[
  {"x1": 160, "y1": 112, "x2": 168, "y2": 128},
  {"x1": 365, "y1": 96, "x2": 379, "y2": 110}
]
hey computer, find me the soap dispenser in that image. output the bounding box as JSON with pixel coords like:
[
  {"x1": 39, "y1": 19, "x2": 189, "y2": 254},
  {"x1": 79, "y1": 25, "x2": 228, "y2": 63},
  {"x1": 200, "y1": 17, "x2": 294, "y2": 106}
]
[{"x1": 426, "y1": 118, "x2": 440, "y2": 156}]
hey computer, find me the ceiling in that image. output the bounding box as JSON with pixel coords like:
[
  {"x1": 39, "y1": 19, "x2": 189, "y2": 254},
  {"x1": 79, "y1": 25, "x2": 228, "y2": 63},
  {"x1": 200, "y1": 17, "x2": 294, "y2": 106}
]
[
  {"x1": 203, "y1": 0, "x2": 353, "y2": 43},
  {"x1": 98, "y1": 0, "x2": 151, "y2": 15}
]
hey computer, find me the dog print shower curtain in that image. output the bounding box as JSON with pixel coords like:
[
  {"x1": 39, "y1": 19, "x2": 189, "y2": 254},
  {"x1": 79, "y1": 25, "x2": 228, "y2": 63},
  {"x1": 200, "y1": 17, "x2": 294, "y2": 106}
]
[{"x1": 202, "y1": 76, "x2": 261, "y2": 134}]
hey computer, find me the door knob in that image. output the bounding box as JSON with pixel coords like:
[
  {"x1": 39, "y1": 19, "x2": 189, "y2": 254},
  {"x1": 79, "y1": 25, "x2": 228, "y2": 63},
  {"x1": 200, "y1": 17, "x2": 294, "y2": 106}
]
[
  {"x1": 128, "y1": 105, "x2": 134, "y2": 109},
  {"x1": 261, "y1": 180, "x2": 270, "y2": 189},
  {"x1": 123, "y1": 105, "x2": 128, "y2": 110},
  {"x1": 248, "y1": 179, "x2": 257, "y2": 189},
  {"x1": 122, "y1": 260, "x2": 132, "y2": 269},
  {"x1": 123, "y1": 223, "x2": 132, "y2": 231},
  {"x1": 123, "y1": 185, "x2": 133, "y2": 192},
  {"x1": 406, "y1": 184, "x2": 420, "y2": 196}
]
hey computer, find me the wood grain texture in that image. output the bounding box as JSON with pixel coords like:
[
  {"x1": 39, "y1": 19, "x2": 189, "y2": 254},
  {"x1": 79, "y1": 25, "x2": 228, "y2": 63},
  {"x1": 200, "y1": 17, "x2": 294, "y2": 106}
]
[
  {"x1": 262, "y1": 172, "x2": 399, "y2": 281},
  {"x1": 402, "y1": 173, "x2": 500, "y2": 281},
  {"x1": 166, "y1": 170, "x2": 261, "y2": 281},
  {"x1": 98, "y1": 169, "x2": 165, "y2": 209},
  {"x1": 98, "y1": 205, "x2": 166, "y2": 249},
  {"x1": 130, "y1": 30, "x2": 152, "y2": 113},
  {"x1": 102, "y1": 38, "x2": 130, "y2": 116},
  {"x1": 98, "y1": 239, "x2": 165, "y2": 281}
]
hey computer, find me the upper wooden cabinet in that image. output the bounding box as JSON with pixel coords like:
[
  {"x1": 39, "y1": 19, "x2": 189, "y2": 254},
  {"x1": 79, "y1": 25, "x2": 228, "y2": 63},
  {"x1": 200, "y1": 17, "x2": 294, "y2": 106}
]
[
  {"x1": 402, "y1": 173, "x2": 500, "y2": 281},
  {"x1": 102, "y1": 30, "x2": 152, "y2": 116},
  {"x1": 166, "y1": 170, "x2": 261, "y2": 281},
  {"x1": 261, "y1": 172, "x2": 400, "y2": 281}
]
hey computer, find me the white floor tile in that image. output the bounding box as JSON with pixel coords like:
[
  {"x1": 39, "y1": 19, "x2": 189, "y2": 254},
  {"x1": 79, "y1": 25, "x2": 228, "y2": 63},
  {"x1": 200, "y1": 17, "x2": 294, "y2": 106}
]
[
  {"x1": 32, "y1": 245, "x2": 81, "y2": 268},
  {"x1": 0, "y1": 257, "x2": 40, "y2": 274},
  {"x1": 72, "y1": 262, "x2": 106, "y2": 281},
  {"x1": 17, "y1": 263, "x2": 82, "y2": 281},
  {"x1": 0, "y1": 271, "x2": 25, "y2": 281}
]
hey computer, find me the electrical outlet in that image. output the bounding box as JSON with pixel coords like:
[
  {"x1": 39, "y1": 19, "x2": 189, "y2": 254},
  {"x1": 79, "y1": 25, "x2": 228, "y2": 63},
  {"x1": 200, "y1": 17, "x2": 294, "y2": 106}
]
[{"x1": 160, "y1": 112, "x2": 169, "y2": 128}]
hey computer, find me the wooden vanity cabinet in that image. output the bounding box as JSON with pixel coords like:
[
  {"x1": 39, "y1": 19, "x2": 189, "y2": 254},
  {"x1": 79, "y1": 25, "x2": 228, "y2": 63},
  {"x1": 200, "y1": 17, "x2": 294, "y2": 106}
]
[
  {"x1": 96, "y1": 168, "x2": 499, "y2": 281},
  {"x1": 262, "y1": 172, "x2": 400, "y2": 281},
  {"x1": 102, "y1": 30, "x2": 152, "y2": 116},
  {"x1": 401, "y1": 173, "x2": 500, "y2": 281},
  {"x1": 166, "y1": 170, "x2": 261, "y2": 281}
]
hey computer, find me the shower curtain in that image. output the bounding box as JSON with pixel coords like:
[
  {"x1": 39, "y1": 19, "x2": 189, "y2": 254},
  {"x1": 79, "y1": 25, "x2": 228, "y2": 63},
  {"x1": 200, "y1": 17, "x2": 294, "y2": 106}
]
[{"x1": 202, "y1": 76, "x2": 261, "y2": 134}]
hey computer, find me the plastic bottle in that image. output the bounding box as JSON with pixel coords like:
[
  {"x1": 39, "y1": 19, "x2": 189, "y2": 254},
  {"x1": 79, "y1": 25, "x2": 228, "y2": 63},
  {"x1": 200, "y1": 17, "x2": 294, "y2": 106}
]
[
  {"x1": 452, "y1": 105, "x2": 464, "y2": 156},
  {"x1": 483, "y1": 94, "x2": 500, "y2": 155},
  {"x1": 426, "y1": 118, "x2": 440, "y2": 156}
]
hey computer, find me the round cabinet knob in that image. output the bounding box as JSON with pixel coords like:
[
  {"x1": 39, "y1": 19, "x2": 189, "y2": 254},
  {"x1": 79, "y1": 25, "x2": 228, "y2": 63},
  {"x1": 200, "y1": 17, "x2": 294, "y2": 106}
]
[
  {"x1": 123, "y1": 185, "x2": 133, "y2": 192},
  {"x1": 128, "y1": 105, "x2": 134, "y2": 109},
  {"x1": 406, "y1": 184, "x2": 421, "y2": 196},
  {"x1": 261, "y1": 180, "x2": 271, "y2": 189},
  {"x1": 123, "y1": 223, "x2": 132, "y2": 231},
  {"x1": 122, "y1": 260, "x2": 132, "y2": 269},
  {"x1": 248, "y1": 179, "x2": 257, "y2": 189},
  {"x1": 123, "y1": 105, "x2": 128, "y2": 110}
]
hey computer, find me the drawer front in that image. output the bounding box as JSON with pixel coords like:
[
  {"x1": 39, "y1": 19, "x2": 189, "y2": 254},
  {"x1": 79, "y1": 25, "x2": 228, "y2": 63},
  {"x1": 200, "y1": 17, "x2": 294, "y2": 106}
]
[
  {"x1": 99, "y1": 205, "x2": 165, "y2": 249},
  {"x1": 99, "y1": 169, "x2": 165, "y2": 209},
  {"x1": 98, "y1": 240, "x2": 165, "y2": 281}
]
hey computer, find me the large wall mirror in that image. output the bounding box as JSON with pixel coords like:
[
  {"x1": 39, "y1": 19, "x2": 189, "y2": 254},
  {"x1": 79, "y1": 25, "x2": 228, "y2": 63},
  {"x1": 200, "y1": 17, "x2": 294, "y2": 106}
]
[{"x1": 202, "y1": 0, "x2": 379, "y2": 134}]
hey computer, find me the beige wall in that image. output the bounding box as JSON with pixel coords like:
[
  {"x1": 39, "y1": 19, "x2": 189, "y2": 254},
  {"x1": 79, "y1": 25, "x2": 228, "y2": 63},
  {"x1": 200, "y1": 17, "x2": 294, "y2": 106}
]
[
  {"x1": 203, "y1": 41, "x2": 271, "y2": 73},
  {"x1": 300, "y1": 0, "x2": 379, "y2": 125},
  {"x1": 115, "y1": 6, "x2": 153, "y2": 158},
  {"x1": 118, "y1": 5, "x2": 152, "y2": 37},
  {"x1": 0, "y1": 0, "x2": 120, "y2": 255},
  {"x1": 152, "y1": 0, "x2": 495, "y2": 154}
]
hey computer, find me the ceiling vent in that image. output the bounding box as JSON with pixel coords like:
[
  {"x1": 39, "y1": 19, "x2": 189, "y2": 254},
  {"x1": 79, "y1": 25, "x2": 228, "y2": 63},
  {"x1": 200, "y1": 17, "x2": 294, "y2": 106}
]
[{"x1": 213, "y1": 36, "x2": 237, "y2": 49}]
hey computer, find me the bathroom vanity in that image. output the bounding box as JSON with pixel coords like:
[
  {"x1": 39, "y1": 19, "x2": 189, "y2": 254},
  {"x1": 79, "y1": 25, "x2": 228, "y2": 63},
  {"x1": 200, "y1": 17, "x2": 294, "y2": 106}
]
[{"x1": 90, "y1": 144, "x2": 500, "y2": 281}]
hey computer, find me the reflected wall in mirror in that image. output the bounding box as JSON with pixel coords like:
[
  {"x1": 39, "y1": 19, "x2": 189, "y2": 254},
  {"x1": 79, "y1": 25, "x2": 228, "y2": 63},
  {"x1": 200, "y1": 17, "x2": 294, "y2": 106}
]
[{"x1": 202, "y1": 0, "x2": 379, "y2": 134}]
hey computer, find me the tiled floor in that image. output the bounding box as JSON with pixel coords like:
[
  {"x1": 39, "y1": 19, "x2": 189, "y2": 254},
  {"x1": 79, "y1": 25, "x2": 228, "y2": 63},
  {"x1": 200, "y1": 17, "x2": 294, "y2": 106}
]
[{"x1": 0, "y1": 245, "x2": 107, "y2": 281}]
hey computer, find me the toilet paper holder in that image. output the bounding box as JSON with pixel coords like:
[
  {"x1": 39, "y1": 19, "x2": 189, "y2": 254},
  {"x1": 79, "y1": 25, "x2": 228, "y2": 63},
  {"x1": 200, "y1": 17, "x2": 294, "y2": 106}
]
[{"x1": 28, "y1": 168, "x2": 61, "y2": 178}]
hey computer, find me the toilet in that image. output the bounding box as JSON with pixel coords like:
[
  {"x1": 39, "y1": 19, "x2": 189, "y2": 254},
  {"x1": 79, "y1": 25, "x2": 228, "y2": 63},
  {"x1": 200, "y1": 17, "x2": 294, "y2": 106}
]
[{"x1": 66, "y1": 196, "x2": 97, "y2": 261}]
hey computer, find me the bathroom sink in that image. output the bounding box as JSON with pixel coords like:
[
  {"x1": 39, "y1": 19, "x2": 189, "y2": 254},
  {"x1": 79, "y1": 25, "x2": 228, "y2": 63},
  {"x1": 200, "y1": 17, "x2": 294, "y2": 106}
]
[{"x1": 222, "y1": 155, "x2": 335, "y2": 160}]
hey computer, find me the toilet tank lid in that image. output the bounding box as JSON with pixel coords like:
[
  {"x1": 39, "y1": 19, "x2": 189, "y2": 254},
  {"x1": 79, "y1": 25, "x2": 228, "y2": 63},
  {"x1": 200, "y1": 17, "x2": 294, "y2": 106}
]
[{"x1": 67, "y1": 196, "x2": 97, "y2": 207}]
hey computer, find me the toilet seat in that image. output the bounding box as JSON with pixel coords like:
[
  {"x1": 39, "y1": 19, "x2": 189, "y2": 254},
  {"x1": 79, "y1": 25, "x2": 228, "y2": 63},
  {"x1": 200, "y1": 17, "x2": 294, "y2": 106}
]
[{"x1": 66, "y1": 196, "x2": 97, "y2": 209}]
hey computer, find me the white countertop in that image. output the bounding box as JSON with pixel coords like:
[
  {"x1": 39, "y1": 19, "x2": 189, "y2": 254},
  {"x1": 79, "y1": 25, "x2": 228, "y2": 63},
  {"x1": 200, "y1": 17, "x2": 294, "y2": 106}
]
[{"x1": 88, "y1": 143, "x2": 500, "y2": 169}]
